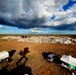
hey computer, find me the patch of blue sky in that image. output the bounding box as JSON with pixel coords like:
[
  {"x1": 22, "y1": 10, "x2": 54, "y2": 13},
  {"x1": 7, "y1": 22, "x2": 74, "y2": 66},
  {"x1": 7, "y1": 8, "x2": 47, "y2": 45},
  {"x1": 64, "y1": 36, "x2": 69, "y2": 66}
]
[
  {"x1": 0, "y1": 25, "x2": 30, "y2": 34},
  {"x1": 50, "y1": 15, "x2": 55, "y2": 20},
  {"x1": 54, "y1": 30, "x2": 76, "y2": 34},
  {"x1": 63, "y1": 0, "x2": 76, "y2": 11},
  {"x1": 45, "y1": 28, "x2": 76, "y2": 34}
]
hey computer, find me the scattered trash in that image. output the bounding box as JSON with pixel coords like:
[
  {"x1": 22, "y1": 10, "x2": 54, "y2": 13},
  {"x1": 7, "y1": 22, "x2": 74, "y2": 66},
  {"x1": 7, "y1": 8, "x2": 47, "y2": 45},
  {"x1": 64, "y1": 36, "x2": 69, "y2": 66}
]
[
  {"x1": 60, "y1": 55, "x2": 76, "y2": 70},
  {"x1": 0, "y1": 51, "x2": 9, "y2": 62},
  {"x1": 1, "y1": 36, "x2": 76, "y2": 44},
  {"x1": 42, "y1": 52, "x2": 62, "y2": 64},
  {"x1": 42, "y1": 52, "x2": 76, "y2": 75},
  {"x1": 24, "y1": 74, "x2": 29, "y2": 75}
]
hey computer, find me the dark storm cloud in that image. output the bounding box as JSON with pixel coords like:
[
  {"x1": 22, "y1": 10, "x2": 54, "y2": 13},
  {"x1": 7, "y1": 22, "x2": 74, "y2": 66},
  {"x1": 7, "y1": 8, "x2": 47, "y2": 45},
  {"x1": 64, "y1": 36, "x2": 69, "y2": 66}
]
[
  {"x1": 0, "y1": 0, "x2": 76, "y2": 31},
  {"x1": 51, "y1": 23, "x2": 76, "y2": 30}
]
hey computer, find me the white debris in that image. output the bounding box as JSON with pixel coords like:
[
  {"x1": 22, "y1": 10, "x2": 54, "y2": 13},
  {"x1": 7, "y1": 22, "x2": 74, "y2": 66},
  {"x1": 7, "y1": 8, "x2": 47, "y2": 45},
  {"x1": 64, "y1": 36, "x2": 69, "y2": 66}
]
[
  {"x1": 18, "y1": 36, "x2": 76, "y2": 44},
  {"x1": 1, "y1": 36, "x2": 21, "y2": 41},
  {"x1": 1, "y1": 36, "x2": 76, "y2": 44},
  {"x1": 0, "y1": 51, "x2": 9, "y2": 62},
  {"x1": 1, "y1": 36, "x2": 21, "y2": 40}
]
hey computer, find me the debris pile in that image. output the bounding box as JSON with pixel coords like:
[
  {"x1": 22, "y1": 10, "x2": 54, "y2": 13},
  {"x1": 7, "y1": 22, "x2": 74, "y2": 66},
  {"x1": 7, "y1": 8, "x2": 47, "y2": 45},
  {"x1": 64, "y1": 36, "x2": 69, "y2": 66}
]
[
  {"x1": 1, "y1": 36, "x2": 21, "y2": 41},
  {"x1": 1, "y1": 36, "x2": 76, "y2": 44},
  {"x1": 18, "y1": 36, "x2": 76, "y2": 44}
]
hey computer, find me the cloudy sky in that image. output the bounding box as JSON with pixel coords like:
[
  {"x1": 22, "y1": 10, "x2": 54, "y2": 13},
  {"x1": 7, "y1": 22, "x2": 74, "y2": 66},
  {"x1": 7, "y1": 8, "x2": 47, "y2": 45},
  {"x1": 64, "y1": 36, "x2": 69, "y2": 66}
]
[{"x1": 0, "y1": 0, "x2": 76, "y2": 34}]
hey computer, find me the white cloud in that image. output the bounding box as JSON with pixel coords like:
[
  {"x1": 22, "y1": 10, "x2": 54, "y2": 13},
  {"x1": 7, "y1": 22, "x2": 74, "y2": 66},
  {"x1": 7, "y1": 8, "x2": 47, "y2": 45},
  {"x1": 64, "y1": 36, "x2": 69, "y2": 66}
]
[
  {"x1": 44, "y1": 3, "x2": 76, "y2": 26},
  {"x1": 10, "y1": 30, "x2": 14, "y2": 32},
  {"x1": 0, "y1": 0, "x2": 68, "y2": 20},
  {"x1": 0, "y1": 25, "x2": 3, "y2": 28},
  {"x1": 30, "y1": 28, "x2": 43, "y2": 33}
]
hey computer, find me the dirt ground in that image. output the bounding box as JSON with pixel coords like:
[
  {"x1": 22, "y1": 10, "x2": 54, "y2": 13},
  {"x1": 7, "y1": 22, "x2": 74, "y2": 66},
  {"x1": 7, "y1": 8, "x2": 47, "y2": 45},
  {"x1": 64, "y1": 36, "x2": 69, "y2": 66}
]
[{"x1": 0, "y1": 36, "x2": 76, "y2": 75}]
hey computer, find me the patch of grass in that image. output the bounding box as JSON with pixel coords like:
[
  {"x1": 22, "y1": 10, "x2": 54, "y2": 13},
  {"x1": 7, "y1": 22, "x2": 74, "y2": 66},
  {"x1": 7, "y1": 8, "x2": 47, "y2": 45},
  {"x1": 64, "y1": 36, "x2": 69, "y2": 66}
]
[{"x1": 28, "y1": 55, "x2": 34, "y2": 60}]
